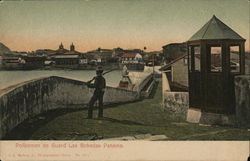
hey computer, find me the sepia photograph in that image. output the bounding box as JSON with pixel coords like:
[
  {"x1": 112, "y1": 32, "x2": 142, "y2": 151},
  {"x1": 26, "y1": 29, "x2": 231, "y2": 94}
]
[{"x1": 0, "y1": 0, "x2": 249, "y2": 160}]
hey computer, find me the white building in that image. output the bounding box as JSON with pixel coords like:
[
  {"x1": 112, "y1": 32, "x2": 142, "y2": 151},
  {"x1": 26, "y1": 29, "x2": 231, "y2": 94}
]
[
  {"x1": 79, "y1": 58, "x2": 88, "y2": 64},
  {"x1": 120, "y1": 53, "x2": 143, "y2": 64}
]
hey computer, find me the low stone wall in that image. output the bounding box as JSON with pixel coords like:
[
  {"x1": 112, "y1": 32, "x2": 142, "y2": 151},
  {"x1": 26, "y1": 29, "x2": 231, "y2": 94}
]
[
  {"x1": 186, "y1": 108, "x2": 236, "y2": 125},
  {"x1": 141, "y1": 79, "x2": 155, "y2": 98},
  {"x1": 137, "y1": 73, "x2": 154, "y2": 92},
  {"x1": 162, "y1": 72, "x2": 189, "y2": 117},
  {"x1": 129, "y1": 72, "x2": 153, "y2": 92},
  {"x1": 163, "y1": 91, "x2": 189, "y2": 116},
  {"x1": 0, "y1": 76, "x2": 140, "y2": 139},
  {"x1": 234, "y1": 75, "x2": 250, "y2": 128},
  {"x1": 162, "y1": 72, "x2": 171, "y2": 92}
]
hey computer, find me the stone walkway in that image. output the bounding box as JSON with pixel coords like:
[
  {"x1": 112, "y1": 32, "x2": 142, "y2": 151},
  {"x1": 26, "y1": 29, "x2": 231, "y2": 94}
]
[
  {"x1": 103, "y1": 133, "x2": 168, "y2": 141},
  {"x1": 179, "y1": 130, "x2": 228, "y2": 140}
]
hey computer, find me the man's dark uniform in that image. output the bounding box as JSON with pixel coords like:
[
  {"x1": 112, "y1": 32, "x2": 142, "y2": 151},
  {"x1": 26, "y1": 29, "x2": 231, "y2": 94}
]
[{"x1": 87, "y1": 69, "x2": 106, "y2": 119}]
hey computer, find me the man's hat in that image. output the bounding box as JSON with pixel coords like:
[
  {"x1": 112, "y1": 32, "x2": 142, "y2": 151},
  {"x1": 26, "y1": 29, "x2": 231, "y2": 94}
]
[{"x1": 96, "y1": 66, "x2": 104, "y2": 73}]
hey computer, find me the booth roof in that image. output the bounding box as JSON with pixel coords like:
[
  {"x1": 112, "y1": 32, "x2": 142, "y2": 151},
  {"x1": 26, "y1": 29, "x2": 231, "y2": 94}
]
[{"x1": 188, "y1": 15, "x2": 245, "y2": 41}]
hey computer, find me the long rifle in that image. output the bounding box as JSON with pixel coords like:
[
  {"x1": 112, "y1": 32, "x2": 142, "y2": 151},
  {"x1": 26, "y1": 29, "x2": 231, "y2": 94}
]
[
  {"x1": 102, "y1": 68, "x2": 116, "y2": 75},
  {"x1": 87, "y1": 68, "x2": 116, "y2": 84}
]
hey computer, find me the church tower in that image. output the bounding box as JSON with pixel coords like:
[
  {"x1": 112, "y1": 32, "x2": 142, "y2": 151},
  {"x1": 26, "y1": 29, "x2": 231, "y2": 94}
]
[
  {"x1": 70, "y1": 43, "x2": 75, "y2": 51},
  {"x1": 59, "y1": 42, "x2": 64, "y2": 49}
]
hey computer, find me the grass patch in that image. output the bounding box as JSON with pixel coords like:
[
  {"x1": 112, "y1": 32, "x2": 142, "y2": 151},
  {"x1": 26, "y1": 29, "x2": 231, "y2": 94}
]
[{"x1": 4, "y1": 82, "x2": 250, "y2": 140}]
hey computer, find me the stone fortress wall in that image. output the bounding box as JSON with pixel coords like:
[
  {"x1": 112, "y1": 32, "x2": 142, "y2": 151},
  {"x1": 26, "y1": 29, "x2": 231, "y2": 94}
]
[{"x1": 0, "y1": 76, "x2": 143, "y2": 139}]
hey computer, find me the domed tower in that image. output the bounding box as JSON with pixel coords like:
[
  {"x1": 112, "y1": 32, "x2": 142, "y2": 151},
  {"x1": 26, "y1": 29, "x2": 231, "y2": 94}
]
[
  {"x1": 70, "y1": 43, "x2": 75, "y2": 51},
  {"x1": 59, "y1": 43, "x2": 64, "y2": 49}
]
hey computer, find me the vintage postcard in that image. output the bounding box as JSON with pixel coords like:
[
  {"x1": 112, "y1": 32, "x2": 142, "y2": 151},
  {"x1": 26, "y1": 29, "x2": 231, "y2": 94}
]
[{"x1": 0, "y1": 0, "x2": 249, "y2": 160}]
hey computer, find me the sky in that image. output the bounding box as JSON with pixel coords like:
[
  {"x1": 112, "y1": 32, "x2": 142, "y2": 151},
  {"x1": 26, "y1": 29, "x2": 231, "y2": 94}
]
[{"x1": 0, "y1": 0, "x2": 249, "y2": 52}]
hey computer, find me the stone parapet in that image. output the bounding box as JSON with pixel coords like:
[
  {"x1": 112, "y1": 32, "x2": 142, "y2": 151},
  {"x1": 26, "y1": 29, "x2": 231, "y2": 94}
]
[
  {"x1": 0, "y1": 76, "x2": 140, "y2": 139},
  {"x1": 163, "y1": 91, "x2": 189, "y2": 116},
  {"x1": 234, "y1": 75, "x2": 250, "y2": 128}
]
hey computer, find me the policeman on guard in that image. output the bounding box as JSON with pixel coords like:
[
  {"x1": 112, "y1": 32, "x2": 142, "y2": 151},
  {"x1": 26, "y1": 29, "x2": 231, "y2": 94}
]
[{"x1": 87, "y1": 66, "x2": 106, "y2": 119}]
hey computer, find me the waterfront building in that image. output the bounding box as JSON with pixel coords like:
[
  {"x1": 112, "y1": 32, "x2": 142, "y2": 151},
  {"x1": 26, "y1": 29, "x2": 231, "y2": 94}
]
[
  {"x1": 48, "y1": 43, "x2": 69, "y2": 56},
  {"x1": 53, "y1": 53, "x2": 88, "y2": 66},
  {"x1": 123, "y1": 49, "x2": 144, "y2": 54},
  {"x1": 85, "y1": 54, "x2": 97, "y2": 65},
  {"x1": 44, "y1": 60, "x2": 55, "y2": 66},
  {"x1": 119, "y1": 53, "x2": 144, "y2": 70},
  {"x1": 120, "y1": 53, "x2": 143, "y2": 64},
  {"x1": 143, "y1": 51, "x2": 163, "y2": 66},
  {"x1": 12, "y1": 51, "x2": 29, "y2": 56},
  {"x1": 162, "y1": 43, "x2": 187, "y2": 63},
  {"x1": 53, "y1": 55, "x2": 80, "y2": 66},
  {"x1": 0, "y1": 42, "x2": 40, "y2": 70},
  {"x1": 1, "y1": 55, "x2": 45, "y2": 70},
  {"x1": 1, "y1": 56, "x2": 20, "y2": 69},
  {"x1": 35, "y1": 49, "x2": 55, "y2": 56},
  {"x1": 79, "y1": 55, "x2": 88, "y2": 65},
  {"x1": 86, "y1": 48, "x2": 113, "y2": 63},
  {"x1": 112, "y1": 48, "x2": 144, "y2": 58},
  {"x1": 47, "y1": 43, "x2": 88, "y2": 67},
  {"x1": 112, "y1": 47, "x2": 125, "y2": 57},
  {"x1": 20, "y1": 56, "x2": 46, "y2": 69}
]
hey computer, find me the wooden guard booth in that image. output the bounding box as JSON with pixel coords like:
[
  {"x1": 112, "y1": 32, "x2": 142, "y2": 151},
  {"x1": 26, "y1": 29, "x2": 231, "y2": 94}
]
[{"x1": 187, "y1": 15, "x2": 245, "y2": 114}]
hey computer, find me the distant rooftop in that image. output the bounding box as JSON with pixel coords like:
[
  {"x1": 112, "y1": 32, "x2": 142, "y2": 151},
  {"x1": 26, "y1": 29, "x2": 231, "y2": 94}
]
[
  {"x1": 162, "y1": 42, "x2": 186, "y2": 48},
  {"x1": 54, "y1": 55, "x2": 79, "y2": 59},
  {"x1": 188, "y1": 15, "x2": 245, "y2": 41},
  {"x1": 64, "y1": 50, "x2": 81, "y2": 55},
  {"x1": 121, "y1": 53, "x2": 140, "y2": 58},
  {"x1": 0, "y1": 42, "x2": 13, "y2": 56}
]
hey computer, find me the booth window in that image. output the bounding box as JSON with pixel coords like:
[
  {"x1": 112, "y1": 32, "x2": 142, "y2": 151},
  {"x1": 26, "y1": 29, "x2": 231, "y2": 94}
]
[
  {"x1": 210, "y1": 47, "x2": 222, "y2": 72},
  {"x1": 194, "y1": 46, "x2": 200, "y2": 71},
  {"x1": 183, "y1": 56, "x2": 188, "y2": 66},
  {"x1": 230, "y1": 46, "x2": 240, "y2": 73},
  {"x1": 188, "y1": 46, "x2": 192, "y2": 70}
]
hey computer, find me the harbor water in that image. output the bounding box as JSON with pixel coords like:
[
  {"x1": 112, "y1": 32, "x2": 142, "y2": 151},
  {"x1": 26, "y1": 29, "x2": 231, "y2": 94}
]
[{"x1": 0, "y1": 70, "x2": 124, "y2": 90}]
